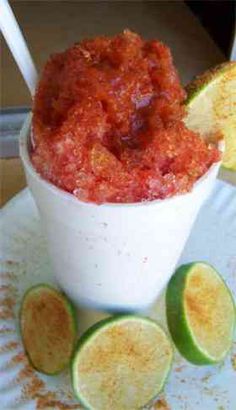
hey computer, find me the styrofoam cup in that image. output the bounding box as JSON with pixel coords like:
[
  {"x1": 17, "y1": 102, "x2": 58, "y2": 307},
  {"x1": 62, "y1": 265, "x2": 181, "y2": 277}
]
[{"x1": 20, "y1": 114, "x2": 221, "y2": 311}]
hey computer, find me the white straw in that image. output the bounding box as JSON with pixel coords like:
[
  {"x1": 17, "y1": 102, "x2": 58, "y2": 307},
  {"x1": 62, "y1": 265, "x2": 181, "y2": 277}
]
[{"x1": 0, "y1": 0, "x2": 38, "y2": 97}]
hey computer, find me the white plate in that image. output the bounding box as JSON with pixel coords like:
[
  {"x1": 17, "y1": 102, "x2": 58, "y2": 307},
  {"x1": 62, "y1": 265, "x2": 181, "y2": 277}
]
[{"x1": 0, "y1": 181, "x2": 236, "y2": 410}]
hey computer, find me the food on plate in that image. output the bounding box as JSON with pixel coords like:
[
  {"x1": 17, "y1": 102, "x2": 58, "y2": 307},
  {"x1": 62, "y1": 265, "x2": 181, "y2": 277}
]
[
  {"x1": 19, "y1": 259, "x2": 235, "y2": 406},
  {"x1": 32, "y1": 30, "x2": 220, "y2": 203},
  {"x1": 71, "y1": 315, "x2": 173, "y2": 409},
  {"x1": 166, "y1": 262, "x2": 235, "y2": 365},
  {"x1": 185, "y1": 62, "x2": 236, "y2": 171},
  {"x1": 20, "y1": 284, "x2": 77, "y2": 375}
]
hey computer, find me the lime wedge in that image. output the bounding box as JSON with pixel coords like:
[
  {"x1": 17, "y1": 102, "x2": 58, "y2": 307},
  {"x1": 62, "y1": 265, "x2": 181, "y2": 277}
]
[
  {"x1": 72, "y1": 315, "x2": 173, "y2": 410},
  {"x1": 20, "y1": 284, "x2": 77, "y2": 375},
  {"x1": 185, "y1": 62, "x2": 236, "y2": 171},
  {"x1": 166, "y1": 262, "x2": 235, "y2": 365}
]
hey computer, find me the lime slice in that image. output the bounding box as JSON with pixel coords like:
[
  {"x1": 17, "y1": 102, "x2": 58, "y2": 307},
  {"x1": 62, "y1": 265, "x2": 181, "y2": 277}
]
[
  {"x1": 20, "y1": 284, "x2": 77, "y2": 375},
  {"x1": 71, "y1": 315, "x2": 173, "y2": 410},
  {"x1": 185, "y1": 62, "x2": 236, "y2": 171},
  {"x1": 166, "y1": 262, "x2": 235, "y2": 365}
]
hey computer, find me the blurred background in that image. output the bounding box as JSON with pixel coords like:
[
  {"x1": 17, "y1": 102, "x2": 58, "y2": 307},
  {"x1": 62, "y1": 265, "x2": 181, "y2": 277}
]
[{"x1": 1, "y1": 0, "x2": 235, "y2": 205}]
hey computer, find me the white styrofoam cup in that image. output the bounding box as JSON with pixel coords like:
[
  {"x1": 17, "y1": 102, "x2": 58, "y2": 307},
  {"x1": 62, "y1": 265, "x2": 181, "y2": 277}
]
[{"x1": 20, "y1": 114, "x2": 221, "y2": 311}]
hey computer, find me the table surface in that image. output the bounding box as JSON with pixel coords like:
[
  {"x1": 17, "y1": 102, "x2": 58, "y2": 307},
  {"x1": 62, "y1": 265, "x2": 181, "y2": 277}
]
[{"x1": 1, "y1": 1, "x2": 235, "y2": 207}]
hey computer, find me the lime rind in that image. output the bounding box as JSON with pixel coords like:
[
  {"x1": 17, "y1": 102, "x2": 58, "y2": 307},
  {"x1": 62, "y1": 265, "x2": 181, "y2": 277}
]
[
  {"x1": 71, "y1": 315, "x2": 173, "y2": 410},
  {"x1": 166, "y1": 262, "x2": 235, "y2": 365},
  {"x1": 20, "y1": 283, "x2": 78, "y2": 375},
  {"x1": 166, "y1": 263, "x2": 214, "y2": 365},
  {"x1": 185, "y1": 62, "x2": 236, "y2": 106},
  {"x1": 185, "y1": 62, "x2": 236, "y2": 171}
]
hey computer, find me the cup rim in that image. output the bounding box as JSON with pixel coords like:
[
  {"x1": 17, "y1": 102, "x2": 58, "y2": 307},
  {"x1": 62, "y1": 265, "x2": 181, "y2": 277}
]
[{"x1": 19, "y1": 113, "x2": 222, "y2": 209}]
